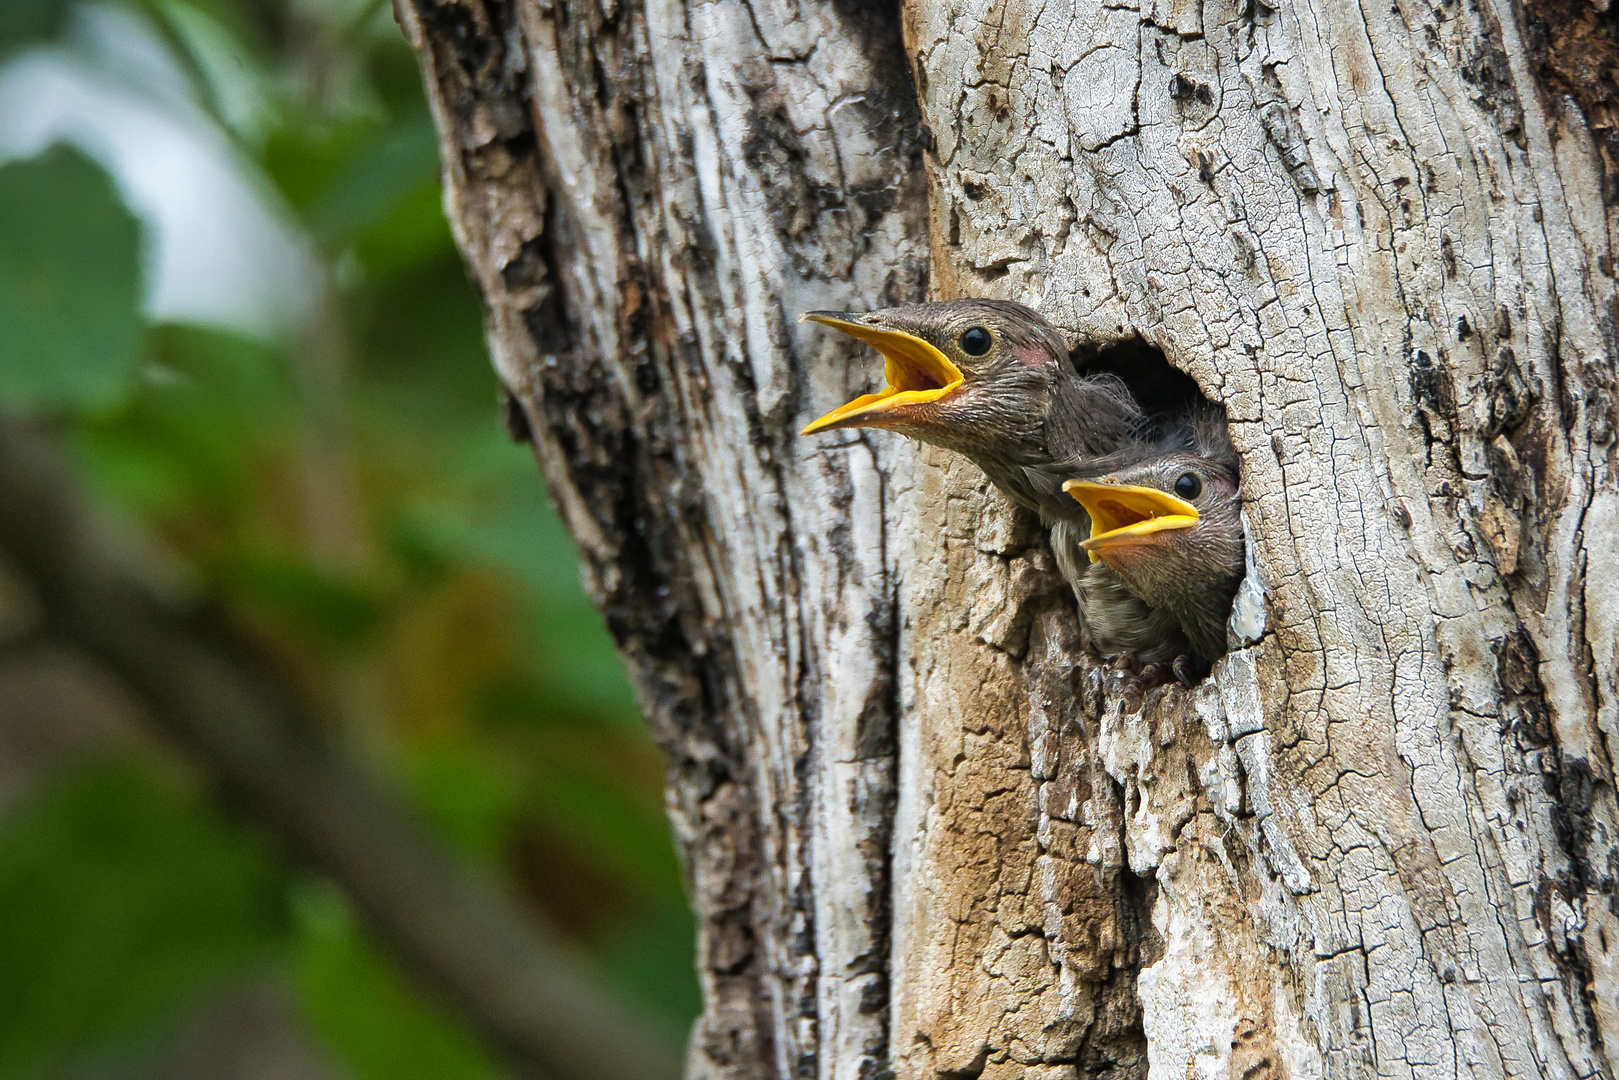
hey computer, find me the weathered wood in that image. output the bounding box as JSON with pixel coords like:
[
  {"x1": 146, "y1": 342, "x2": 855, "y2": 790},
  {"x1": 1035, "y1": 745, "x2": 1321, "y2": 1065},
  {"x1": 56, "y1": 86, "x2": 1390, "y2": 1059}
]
[
  {"x1": 398, "y1": 2, "x2": 940, "y2": 1076},
  {"x1": 402, "y1": 0, "x2": 1619, "y2": 1076},
  {"x1": 910, "y1": 0, "x2": 1619, "y2": 1076}
]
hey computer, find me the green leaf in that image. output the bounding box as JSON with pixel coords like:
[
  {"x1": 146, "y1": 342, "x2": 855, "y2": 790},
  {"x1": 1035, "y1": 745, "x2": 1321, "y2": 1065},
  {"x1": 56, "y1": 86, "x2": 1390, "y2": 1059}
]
[
  {"x1": 598, "y1": 900, "x2": 700, "y2": 1041},
  {"x1": 147, "y1": 0, "x2": 277, "y2": 142},
  {"x1": 352, "y1": 180, "x2": 457, "y2": 276},
  {"x1": 0, "y1": 759, "x2": 282, "y2": 1078},
  {"x1": 0, "y1": 147, "x2": 145, "y2": 412},
  {"x1": 293, "y1": 883, "x2": 499, "y2": 1080},
  {"x1": 76, "y1": 323, "x2": 295, "y2": 517},
  {"x1": 314, "y1": 113, "x2": 440, "y2": 241},
  {"x1": 405, "y1": 744, "x2": 519, "y2": 863},
  {"x1": 222, "y1": 550, "x2": 387, "y2": 650}
]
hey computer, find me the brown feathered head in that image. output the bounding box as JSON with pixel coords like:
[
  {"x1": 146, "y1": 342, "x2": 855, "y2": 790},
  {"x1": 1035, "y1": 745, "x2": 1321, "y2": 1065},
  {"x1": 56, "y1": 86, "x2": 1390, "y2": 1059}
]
[
  {"x1": 800, "y1": 299, "x2": 1081, "y2": 457},
  {"x1": 1062, "y1": 442, "x2": 1245, "y2": 662}
]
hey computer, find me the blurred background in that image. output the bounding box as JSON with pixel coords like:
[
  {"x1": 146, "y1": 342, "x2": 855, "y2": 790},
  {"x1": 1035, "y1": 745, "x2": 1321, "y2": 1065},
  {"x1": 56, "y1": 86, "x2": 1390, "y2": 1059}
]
[{"x1": 0, "y1": 1, "x2": 698, "y2": 1077}]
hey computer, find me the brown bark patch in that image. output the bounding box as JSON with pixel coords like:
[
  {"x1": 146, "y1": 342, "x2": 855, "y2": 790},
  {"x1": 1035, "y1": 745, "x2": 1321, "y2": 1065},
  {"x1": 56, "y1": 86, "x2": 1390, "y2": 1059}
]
[{"x1": 1524, "y1": 0, "x2": 1619, "y2": 179}]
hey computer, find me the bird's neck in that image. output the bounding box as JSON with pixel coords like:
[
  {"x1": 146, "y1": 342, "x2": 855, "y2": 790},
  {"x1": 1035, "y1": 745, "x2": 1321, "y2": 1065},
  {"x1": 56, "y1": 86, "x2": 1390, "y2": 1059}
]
[
  {"x1": 952, "y1": 371, "x2": 1145, "y2": 522},
  {"x1": 1043, "y1": 372, "x2": 1147, "y2": 463},
  {"x1": 970, "y1": 456, "x2": 1088, "y2": 525},
  {"x1": 1104, "y1": 522, "x2": 1245, "y2": 661}
]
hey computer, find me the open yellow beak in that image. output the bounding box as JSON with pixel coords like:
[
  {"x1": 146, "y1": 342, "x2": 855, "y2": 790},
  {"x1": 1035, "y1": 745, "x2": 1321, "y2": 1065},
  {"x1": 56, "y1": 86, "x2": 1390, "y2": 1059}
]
[
  {"x1": 1062, "y1": 478, "x2": 1199, "y2": 563},
  {"x1": 799, "y1": 312, "x2": 965, "y2": 435}
]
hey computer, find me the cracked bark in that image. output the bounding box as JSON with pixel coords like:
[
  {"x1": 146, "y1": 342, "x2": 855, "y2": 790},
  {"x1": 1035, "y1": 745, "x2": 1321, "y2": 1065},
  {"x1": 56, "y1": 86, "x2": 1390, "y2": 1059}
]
[{"x1": 402, "y1": 0, "x2": 1619, "y2": 1077}]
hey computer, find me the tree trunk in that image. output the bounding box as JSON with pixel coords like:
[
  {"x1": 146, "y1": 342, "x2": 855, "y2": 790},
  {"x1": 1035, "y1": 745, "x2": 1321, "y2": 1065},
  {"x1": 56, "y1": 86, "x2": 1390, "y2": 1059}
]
[{"x1": 400, "y1": 0, "x2": 1619, "y2": 1077}]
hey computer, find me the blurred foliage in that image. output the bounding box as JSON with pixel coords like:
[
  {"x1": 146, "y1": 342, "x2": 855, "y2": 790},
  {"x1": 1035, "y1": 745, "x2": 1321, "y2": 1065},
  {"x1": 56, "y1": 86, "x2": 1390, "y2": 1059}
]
[
  {"x1": 0, "y1": 0, "x2": 71, "y2": 59},
  {"x1": 0, "y1": 759, "x2": 281, "y2": 1078},
  {"x1": 0, "y1": 147, "x2": 144, "y2": 411},
  {"x1": 0, "y1": 2, "x2": 697, "y2": 1077},
  {"x1": 293, "y1": 882, "x2": 499, "y2": 1080}
]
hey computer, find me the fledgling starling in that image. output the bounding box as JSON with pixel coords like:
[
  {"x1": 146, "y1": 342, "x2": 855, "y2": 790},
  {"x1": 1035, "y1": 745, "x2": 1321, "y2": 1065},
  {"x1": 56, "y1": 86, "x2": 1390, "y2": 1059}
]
[
  {"x1": 799, "y1": 300, "x2": 1244, "y2": 677},
  {"x1": 1062, "y1": 426, "x2": 1245, "y2": 674},
  {"x1": 799, "y1": 299, "x2": 1145, "y2": 565}
]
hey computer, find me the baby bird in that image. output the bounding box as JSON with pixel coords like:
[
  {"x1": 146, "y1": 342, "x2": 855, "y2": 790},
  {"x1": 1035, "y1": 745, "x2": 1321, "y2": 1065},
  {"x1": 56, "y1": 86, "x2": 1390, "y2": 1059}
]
[
  {"x1": 1062, "y1": 429, "x2": 1245, "y2": 676},
  {"x1": 800, "y1": 299, "x2": 1245, "y2": 678},
  {"x1": 799, "y1": 299, "x2": 1146, "y2": 521}
]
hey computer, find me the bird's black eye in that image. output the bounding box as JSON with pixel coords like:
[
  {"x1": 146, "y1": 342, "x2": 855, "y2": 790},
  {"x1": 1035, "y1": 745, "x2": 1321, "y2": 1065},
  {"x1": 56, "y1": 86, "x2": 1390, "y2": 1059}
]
[
  {"x1": 1174, "y1": 473, "x2": 1202, "y2": 500},
  {"x1": 958, "y1": 326, "x2": 993, "y2": 356}
]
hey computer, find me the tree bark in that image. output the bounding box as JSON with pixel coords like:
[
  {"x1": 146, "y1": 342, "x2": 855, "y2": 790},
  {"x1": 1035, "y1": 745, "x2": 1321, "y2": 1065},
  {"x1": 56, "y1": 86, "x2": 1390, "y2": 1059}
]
[{"x1": 402, "y1": 0, "x2": 1619, "y2": 1077}]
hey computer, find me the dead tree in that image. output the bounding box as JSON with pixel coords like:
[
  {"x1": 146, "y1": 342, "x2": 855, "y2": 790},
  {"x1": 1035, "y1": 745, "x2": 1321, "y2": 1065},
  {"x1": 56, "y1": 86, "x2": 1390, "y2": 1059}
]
[{"x1": 401, "y1": 0, "x2": 1619, "y2": 1076}]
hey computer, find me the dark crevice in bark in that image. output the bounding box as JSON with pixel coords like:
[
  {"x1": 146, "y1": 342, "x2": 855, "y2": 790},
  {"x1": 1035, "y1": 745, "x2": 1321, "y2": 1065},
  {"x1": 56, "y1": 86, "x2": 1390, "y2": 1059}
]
[
  {"x1": 407, "y1": 0, "x2": 945, "y2": 1073},
  {"x1": 1456, "y1": 19, "x2": 1619, "y2": 1036},
  {"x1": 1385, "y1": 6, "x2": 1619, "y2": 1024},
  {"x1": 1520, "y1": 0, "x2": 1619, "y2": 191},
  {"x1": 1505, "y1": 614, "x2": 1619, "y2": 1067},
  {"x1": 1544, "y1": 751, "x2": 1617, "y2": 1071},
  {"x1": 1118, "y1": 867, "x2": 1164, "y2": 970},
  {"x1": 1451, "y1": 4, "x2": 1528, "y2": 146},
  {"x1": 854, "y1": 579, "x2": 901, "y2": 1080},
  {"x1": 531, "y1": 316, "x2": 773, "y2": 1071},
  {"x1": 1023, "y1": 603, "x2": 1151, "y2": 1078}
]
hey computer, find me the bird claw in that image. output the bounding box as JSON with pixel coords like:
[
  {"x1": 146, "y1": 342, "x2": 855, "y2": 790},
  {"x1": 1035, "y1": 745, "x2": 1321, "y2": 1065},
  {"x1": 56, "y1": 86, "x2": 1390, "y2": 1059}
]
[
  {"x1": 1103, "y1": 654, "x2": 1163, "y2": 712},
  {"x1": 1110, "y1": 653, "x2": 1143, "y2": 675},
  {"x1": 1102, "y1": 654, "x2": 1196, "y2": 712},
  {"x1": 1171, "y1": 655, "x2": 1197, "y2": 686},
  {"x1": 1135, "y1": 662, "x2": 1172, "y2": 687}
]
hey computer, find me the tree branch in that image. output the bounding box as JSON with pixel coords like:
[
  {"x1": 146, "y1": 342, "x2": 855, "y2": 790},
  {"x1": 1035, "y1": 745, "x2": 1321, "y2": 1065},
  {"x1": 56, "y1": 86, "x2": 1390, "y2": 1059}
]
[{"x1": 0, "y1": 415, "x2": 683, "y2": 1080}]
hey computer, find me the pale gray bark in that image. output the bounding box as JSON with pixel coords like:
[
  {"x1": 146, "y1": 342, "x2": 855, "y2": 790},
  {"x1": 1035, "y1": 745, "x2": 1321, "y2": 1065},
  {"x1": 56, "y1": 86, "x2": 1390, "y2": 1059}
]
[
  {"x1": 400, "y1": 3, "x2": 937, "y2": 1076},
  {"x1": 402, "y1": 0, "x2": 1619, "y2": 1077},
  {"x1": 905, "y1": 1, "x2": 1619, "y2": 1075}
]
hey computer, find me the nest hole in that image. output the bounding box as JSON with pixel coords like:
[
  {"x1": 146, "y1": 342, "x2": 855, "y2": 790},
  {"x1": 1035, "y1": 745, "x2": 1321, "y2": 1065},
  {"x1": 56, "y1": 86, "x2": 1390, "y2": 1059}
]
[
  {"x1": 1067, "y1": 336, "x2": 1249, "y2": 684},
  {"x1": 1071, "y1": 336, "x2": 1213, "y2": 427}
]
